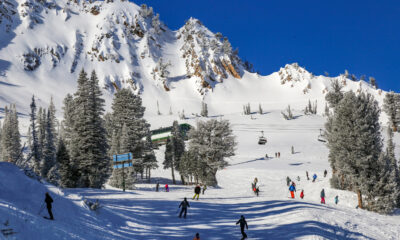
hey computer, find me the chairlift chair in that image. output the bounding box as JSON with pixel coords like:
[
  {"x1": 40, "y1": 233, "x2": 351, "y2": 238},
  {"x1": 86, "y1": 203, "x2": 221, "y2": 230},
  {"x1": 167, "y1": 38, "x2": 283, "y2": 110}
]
[
  {"x1": 318, "y1": 129, "x2": 327, "y2": 142},
  {"x1": 258, "y1": 131, "x2": 267, "y2": 145}
]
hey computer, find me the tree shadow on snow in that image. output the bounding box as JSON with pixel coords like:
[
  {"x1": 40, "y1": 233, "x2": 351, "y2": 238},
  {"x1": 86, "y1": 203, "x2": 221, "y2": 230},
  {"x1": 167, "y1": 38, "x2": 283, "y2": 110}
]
[{"x1": 73, "y1": 195, "x2": 371, "y2": 240}]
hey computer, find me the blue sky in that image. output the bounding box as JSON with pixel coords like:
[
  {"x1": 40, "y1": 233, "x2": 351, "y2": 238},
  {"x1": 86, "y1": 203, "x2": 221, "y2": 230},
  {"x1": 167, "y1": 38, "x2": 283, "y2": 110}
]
[{"x1": 133, "y1": 0, "x2": 400, "y2": 92}]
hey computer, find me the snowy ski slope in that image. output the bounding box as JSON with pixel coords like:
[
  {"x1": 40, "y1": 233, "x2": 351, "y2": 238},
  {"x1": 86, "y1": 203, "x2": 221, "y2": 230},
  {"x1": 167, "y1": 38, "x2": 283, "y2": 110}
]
[{"x1": 1, "y1": 111, "x2": 400, "y2": 240}]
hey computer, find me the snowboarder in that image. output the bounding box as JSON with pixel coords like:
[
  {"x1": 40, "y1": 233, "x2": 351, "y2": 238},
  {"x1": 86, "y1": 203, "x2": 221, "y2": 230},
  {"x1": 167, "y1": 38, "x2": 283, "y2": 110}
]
[
  {"x1": 312, "y1": 173, "x2": 317, "y2": 182},
  {"x1": 300, "y1": 190, "x2": 304, "y2": 199},
  {"x1": 289, "y1": 182, "x2": 296, "y2": 198},
  {"x1": 236, "y1": 215, "x2": 248, "y2": 240},
  {"x1": 193, "y1": 185, "x2": 201, "y2": 200},
  {"x1": 306, "y1": 171, "x2": 309, "y2": 180},
  {"x1": 335, "y1": 195, "x2": 339, "y2": 205},
  {"x1": 286, "y1": 176, "x2": 291, "y2": 186},
  {"x1": 156, "y1": 182, "x2": 159, "y2": 192},
  {"x1": 193, "y1": 232, "x2": 200, "y2": 240},
  {"x1": 324, "y1": 169, "x2": 328, "y2": 178},
  {"x1": 202, "y1": 185, "x2": 207, "y2": 195},
  {"x1": 178, "y1": 197, "x2": 190, "y2": 218},
  {"x1": 320, "y1": 189, "x2": 326, "y2": 204},
  {"x1": 165, "y1": 184, "x2": 169, "y2": 192},
  {"x1": 45, "y1": 192, "x2": 54, "y2": 220}
]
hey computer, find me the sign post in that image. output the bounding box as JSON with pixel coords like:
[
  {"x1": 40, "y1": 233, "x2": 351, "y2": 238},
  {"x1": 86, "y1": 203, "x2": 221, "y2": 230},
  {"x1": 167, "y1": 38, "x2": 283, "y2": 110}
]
[{"x1": 113, "y1": 153, "x2": 133, "y2": 192}]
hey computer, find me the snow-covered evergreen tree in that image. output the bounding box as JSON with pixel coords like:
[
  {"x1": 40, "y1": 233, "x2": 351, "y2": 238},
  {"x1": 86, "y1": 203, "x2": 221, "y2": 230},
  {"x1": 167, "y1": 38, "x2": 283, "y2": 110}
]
[
  {"x1": 163, "y1": 121, "x2": 185, "y2": 184},
  {"x1": 201, "y1": 102, "x2": 208, "y2": 117},
  {"x1": 325, "y1": 79, "x2": 344, "y2": 109},
  {"x1": 326, "y1": 91, "x2": 382, "y2": 209},
  {"x1": 281, "y1": 105, "x2": 294, "y2": 120},
  {"x1": 383, "y1": 91, "x2": 399, "y2": 131},
  {"x1": 37, "y1": 107, "x2": 46, "y2": 161},
  {"x1": 40, "y1": 110, "x2": 56, "y2": 178},
  {"x1": 187, "y1": 119, "x2": 236, "y2": 186},
  {"x1": 71, "y1": 69, "x2": 109, "y2": 188},
  {"x1": 29, "y1": 96, "x2": 41, "y2": 173},
  {"x1": 1, "y1": 105, "x2": 21, "y2": 163},
  {"x1": 57, "y1": 137, "x2": 74, "y2": 188}
]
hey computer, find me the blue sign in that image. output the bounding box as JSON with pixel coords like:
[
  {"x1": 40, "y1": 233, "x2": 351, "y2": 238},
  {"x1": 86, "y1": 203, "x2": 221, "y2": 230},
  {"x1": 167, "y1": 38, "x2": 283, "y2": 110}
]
[
  {"x1": 114, "y1": 162, "x2": 133, "y2": 169},
  {"x1": 113, "y1": 153, "x2": 133, "y2": 162},
  {"x1": 113, "y1": 153, "x2": 133, "y2": 169}
]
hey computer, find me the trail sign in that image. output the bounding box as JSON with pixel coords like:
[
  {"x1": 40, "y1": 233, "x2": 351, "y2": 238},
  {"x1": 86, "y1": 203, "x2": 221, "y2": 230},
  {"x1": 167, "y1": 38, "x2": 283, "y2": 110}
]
[{"x1": 112, "y1": 153, "x2": 133, "y2": 192}]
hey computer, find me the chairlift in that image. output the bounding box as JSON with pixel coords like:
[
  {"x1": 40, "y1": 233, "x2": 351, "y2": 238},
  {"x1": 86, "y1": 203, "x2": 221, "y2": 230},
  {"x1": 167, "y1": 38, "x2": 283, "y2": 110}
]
[
  {"x1": 318, "y1": 129, "x2": 326, "y2": 142},
  {"x1": 258, "y1": 131, "x2": 267, "y2": 145}
]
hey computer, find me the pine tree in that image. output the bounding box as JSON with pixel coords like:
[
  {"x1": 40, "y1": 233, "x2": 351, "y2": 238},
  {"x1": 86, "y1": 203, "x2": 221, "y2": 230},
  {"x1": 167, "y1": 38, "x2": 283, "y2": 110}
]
[
  {"x1": 201, "y1": 102, "x2": 208, "y2": 117},
  {"x1": 383, "y1": 92, "x2": 399, "y2": 131},
  {"x1": 57, "y1": 137, "x2": 74, "y2": 187},
  {"x1": 188, "y1": 119, "x2": 236, "y2": 186},
  {"x1": 62, "y1": 94, "x2": 75, "y2": 150},
  {"x1": 37, "y1": 107, "x2": 46, "y2": 160},
  {"x1": 29, "y1": 96, "x2": 41, "y2": 173},
  {"x1": 326, "y1": 91, "x2": 382, "y2": 209},
  {"x1": 1, "y1": 105, "x2": 21, "y2": 163},
  {"x1": 41, "y1": 110, "x2": 57, "y2": 179},
  {"x1": 325, "y1": 79, "x2": 344, "y2": 109},
  {"x1": 71, "y1": 69, "x2": 109, "y2": 188},
  {"x1": 163, "y1": 121, "x2": 185, "y2": 184}
]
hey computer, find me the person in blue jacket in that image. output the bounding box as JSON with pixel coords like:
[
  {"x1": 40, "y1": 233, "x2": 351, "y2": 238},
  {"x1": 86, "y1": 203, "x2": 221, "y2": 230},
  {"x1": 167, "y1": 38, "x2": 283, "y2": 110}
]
[
  {"x1": 289, "y1": 182, "x2": 296, "y2": 198},
  {"x1": 312, "y1": 173, "x2": 317, "y2": 182}
]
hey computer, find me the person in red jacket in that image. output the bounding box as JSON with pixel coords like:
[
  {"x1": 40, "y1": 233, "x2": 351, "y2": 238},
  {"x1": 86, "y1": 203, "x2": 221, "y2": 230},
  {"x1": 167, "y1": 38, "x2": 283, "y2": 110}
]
[
  {"x1": 165, "y1": 184, "x2": 169, "y2": 192},
  {"x1": 300, "y1": 190, "x2": 304, "y2": 199}
]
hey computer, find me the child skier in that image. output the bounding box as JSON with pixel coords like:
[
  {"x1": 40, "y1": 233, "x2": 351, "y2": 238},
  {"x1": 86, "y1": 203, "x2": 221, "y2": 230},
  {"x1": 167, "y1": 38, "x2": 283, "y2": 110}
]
[
  {"x1": 300, "y1": 190, "x2": 304, "y2": 199},
  {"x1": 289, "y1": 182, "x2": 296, "y2": 198}
]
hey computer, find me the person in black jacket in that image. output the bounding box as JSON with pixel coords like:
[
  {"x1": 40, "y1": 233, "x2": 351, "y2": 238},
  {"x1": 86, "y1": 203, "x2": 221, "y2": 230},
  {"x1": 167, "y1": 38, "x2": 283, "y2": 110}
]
[
  {"x1": 193, "y1": 185, "x2": 201, "y2": 200},
  {"x1": 45, "y1": 192, "x2": 54, "y2": 220},
  {"x1": 178, "y1": 197, "x2": 190, "y2": 218},
  {"x1": 236, "y1": 215, "x2": 248, "y2": 239}
]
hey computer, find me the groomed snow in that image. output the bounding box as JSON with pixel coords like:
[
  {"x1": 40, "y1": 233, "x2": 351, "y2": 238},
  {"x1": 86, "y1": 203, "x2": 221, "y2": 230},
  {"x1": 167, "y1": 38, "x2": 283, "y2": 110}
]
[{"x1": 1, "y1": 111, "x2": 400, "y2": 240}]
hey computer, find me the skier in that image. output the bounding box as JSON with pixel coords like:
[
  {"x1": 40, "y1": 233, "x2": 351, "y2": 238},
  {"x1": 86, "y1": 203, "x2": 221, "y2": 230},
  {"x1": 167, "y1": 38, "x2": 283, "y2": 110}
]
[
  {"x1": 275, "y1": 152, "x2": 277, "y2": 158},
  {"x1": 306, "y1": 171, "x2": 309, "y2": 180},
  {"x1": 202, "y1": 185, "x2": 207, "y2": 195},
  {"x1": 165, "y1": 184, "x2": 169, "y2": 192},
  {"x1": 178, "y1": 197, "x2": 190, "y2": 218},
  {"x1": 335, "y1": 195, "x2": 339, "y2": 205},
  {"x1": 312, "y1": 173, "x2": 317, "y2": 182},
  {"x1": 320, "y1": 189, "x2": 326, "y2": 204},
  {"x1": 254, "y1": 186, "x2": 260, "y2": 196},
  {"x1": 324, "y1": 169, "x2": 328, "y2": 178},
  {"x1": 300, "y1": 190, "x2": 304, "y2": 199},
  {"x1": 236, "y1": 215, "x2": 248, "y2": 240},
  {"x1": 156, "y1": 182, "x2": 159, "y2": 192},
  {"x1": 45, "y1": 192, "x2": 54, "y2": 220},
  {"x1": 296, "y1": 176, "x2": 300, "y2": 181},
  {"x1": 278, "y1": 152, "x2": 281, "y2": 158},
  {"x1": 289, "y1": 182, "x2": 296, "y2": 199},
  {"x1": 286, "y1": 176, "x2": 291, "y2": 186},
  {"x1": 193, "y1": 233, "x2": 200, "y2": 240},
  {"x1": 193, "y1": 185, "x2": 201, "y2": 200}
]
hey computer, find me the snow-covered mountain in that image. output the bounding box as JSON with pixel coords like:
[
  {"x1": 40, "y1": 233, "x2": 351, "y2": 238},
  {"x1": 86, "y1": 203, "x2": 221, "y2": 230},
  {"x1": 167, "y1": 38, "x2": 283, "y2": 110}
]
[{"x1": 0, "y1": 0, "x2": 387, "y2": 121}]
